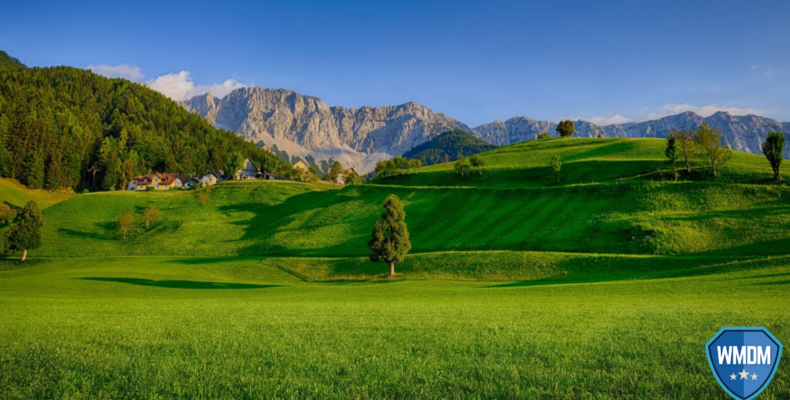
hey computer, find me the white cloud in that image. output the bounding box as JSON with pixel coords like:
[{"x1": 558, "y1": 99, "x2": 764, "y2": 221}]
[
  {"x1": 588, "y1": 115, "x2": 631, "y2": 125},
  {"x1": 645, "y1": 103, "x2": 763, "y2": 120},
  {"x1": 146, "y1": 71, "x2": 247, "y2": 101},
  {"x1": 87, "y1": 64, "x2": 144, "y2": 81}
]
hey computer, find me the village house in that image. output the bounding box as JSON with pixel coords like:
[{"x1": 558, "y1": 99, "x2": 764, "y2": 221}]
[
  {"x1": 235, "y1": 158, "x2": 259, "y2": 180},
  {"x1": 292, "y1": 160, "x2": 310, "y2": 172},
  {"x1": 127, "y1": 173, "x2": 183, "y2": 191},
  {"x1": 199, "y1": 173, "x2": 218, "y2": 187},
  {"x1": 182, "y1": 177, "x2": 199, "y2": 189},
  {"x1": 262, "y1": 172, "x2": 282, "y2": 180},
  {"x1": 334, "y1": 168, "x2": 357, "y2": 185}
]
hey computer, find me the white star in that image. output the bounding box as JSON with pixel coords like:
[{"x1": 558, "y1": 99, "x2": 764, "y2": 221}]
[
  {"x1": 739, "y1": 369, "x2": 750, "y2": 380},
  {"x1": 730, "y1": 373, "x2": 737, "y2": 380},
  {"x1": 752, "y1": 374, "x2": 758, "y2": 380}
]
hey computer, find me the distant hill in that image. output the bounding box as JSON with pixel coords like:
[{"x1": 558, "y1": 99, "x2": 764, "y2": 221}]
[
  {"x1": 475, "y1": 112, "x2": 790, "y2": 158},
  {"x1": 0, "y1": 51, "x2": 282, "y2": 192},
  {"x1": 402, "y1": 129, "x2": 496, "y2": 165}
]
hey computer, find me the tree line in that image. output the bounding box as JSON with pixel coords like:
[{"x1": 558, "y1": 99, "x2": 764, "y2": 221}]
[
  {"x1": 0, "y1": 51, "x2": 284, "y2": 192},
  {"x1": 665, "y1": 122, "x2": 785, "y2": 181}
]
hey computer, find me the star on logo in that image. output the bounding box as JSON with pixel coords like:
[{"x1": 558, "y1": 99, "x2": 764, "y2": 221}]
[
  {"x1": 752, "y1": 374, "x2": 758, "y2": 380},
  {"x1": 739, "y1": 369, "x2": 750, "y2": 380},
  {"x1": 730, "y1": 373, "x2": 737, "y2": 380}
]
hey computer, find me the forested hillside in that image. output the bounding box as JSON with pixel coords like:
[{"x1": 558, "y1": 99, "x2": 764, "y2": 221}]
[
  {"x1": 403, "y1": 129, "x2": 496, "y2": 165},
  {"x1": 0, "y1": 51, "x2": 283, "y2": 191}
]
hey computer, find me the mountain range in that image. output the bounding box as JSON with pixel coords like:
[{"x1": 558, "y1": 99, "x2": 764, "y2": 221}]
[{"x1": 181, "y1": 87, "x2": 790, "y2": 174}]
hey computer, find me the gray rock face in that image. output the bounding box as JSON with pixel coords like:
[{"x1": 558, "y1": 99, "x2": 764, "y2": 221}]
[
  {"x1": 180, "y1": 93, "x2": 220, "y2": 126},
  {"x1": 181, "y1": 87, "x2": 473, "y2": 174},
  {"x1": 182, "y1": 87, "x2": 790, "y2": 172}
]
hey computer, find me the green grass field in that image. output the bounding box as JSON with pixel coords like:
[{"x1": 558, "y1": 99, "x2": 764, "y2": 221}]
[
  {"x1": 1, "y1": 138, "x2": 789, "y2": 398},
  {"x1": 0, "y1": 177, "x2": 73, "y2": 209},
  {"x1": 1, "y1": 257, "x2": 789, "y2": 399}
]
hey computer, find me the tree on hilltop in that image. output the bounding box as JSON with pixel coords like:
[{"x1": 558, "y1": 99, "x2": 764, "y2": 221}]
[
  {"x1": 669, "y1": 130, "x2": 699, "y2": 173},
  {"x1": 368, "y1": 195, "x2": 411, "y2": 278},
  {"x1": 665, "y1": 136, "x2": 679, "y2": 181},
  {"x1": 762, "y1": 132, "x2": 785, "y2": 182},
  {"x1": 556, "y1": 120, "x2": 575, "y2": 138},
  {"x1": 694, "y1": 122, "x2": 731, "y2": 177},
  {"x1": 4, "y1": 201, "x2": 44, "y2": 261}
]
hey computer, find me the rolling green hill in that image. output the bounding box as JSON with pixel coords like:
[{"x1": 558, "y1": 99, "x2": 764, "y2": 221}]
[
  {"x1": 378, "y1": 138, "x2": 788, "y2": 188},
  {"x1": 6, "y1": 138, "x2": 787, "y2": 276},
  {"x1": 3, "y1": 137, "x2": 790, "y2": 399}
]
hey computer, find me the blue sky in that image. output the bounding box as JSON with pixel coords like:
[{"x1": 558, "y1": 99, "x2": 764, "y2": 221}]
[{"x1": 2, "y1": 0, "x2": 788, "y2": 126}]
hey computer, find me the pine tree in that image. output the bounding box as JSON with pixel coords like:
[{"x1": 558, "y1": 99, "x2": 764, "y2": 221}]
[
  {"x1": 368, "y1": 195, "x2": 411, "y2": 277},
  {"x1": 0, "y1": 142, "x2": 10, "y2": 177},
  {"x1": 21, "y1": 152, "x2": 44, "y2": 189}
]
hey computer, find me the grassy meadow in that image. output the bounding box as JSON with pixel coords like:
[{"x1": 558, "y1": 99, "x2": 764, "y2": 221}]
[
  {"x1": 0, "y1": 177, "x2": 73, "y2": 209},
  {"x1": 1, "y1": 137, "x2": 789, "y2": 398},
  {"x1": 1, "y1": 257, "x2": 790, "y2": 399}
]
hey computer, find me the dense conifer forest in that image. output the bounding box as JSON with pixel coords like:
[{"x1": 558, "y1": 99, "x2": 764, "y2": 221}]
[{"x1": 0, "y1": 51, "x2": 282, "y2": 191}]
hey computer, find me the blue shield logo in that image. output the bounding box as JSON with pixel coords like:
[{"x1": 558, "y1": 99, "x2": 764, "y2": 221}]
[{"x1": 706, "y1": 327, "x2": 783, "y2": 400}]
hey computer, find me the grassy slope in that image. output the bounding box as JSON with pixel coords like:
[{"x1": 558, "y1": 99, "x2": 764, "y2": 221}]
[
  {"x1": 374, "y1": 138, "x2": 789, "y2": 188},
  {"x1": 2, "y1": 138, "x2": 790, "y2": 398},
  {"x1": 0, "y1": 178, "x2": 73, "y2": 209},
  {"x1": 1, "y1": 257, "x2": 789, "y2": 399},
  {"x1": 29, "y1": 178, "x2": 790, "y2": 262}
]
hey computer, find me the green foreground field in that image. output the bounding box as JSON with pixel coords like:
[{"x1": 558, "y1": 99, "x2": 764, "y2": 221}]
[
  {"x1": 1, "y1": 138, "x2": 789, "y2": 398},
  {"x1": 1, "y1": 257, "x2": 789, "y2": 399}
]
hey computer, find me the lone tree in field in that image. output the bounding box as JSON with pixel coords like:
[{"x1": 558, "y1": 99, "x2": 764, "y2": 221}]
[
  {"x1": 762, "y1": 132, "x2": 785, "y2": 182},
  {"x1": 665, "y1": 135, "x2": 679, "y2": 181},
  {"x1": 117, "y1": 209, "x2": 135, "y2": 240},
  {"x1": 368, "y1": 194, "x2": 411, "y2": 277},
  {"x1": 694, "y1": 122, "x2": 731, "y2": 177},
  {"x1": 550, "y1": 155, "x2": 562, "y2": 183},
  {"x1": 670, "y1": 130, "x2": 699, "y2": 173},
  {"x1": 556, "y1": 120, "x2": 575, "y2": 138},
  {"x1": 454, "y1": 157, "x2": 471, "y2": 177},
  {"x1": 470, "y1": 154, "x2": 486, "y2": 176},
  {"x1": 141, "y1": 205, "x2": 162, "y2": 230},
  {"x1": 4, "y1": 201, "x2": 44, "y2": 261}
]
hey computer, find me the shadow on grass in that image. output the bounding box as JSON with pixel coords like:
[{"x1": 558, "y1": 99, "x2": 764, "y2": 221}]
[
  {"x1": 78, "y1": 277, "x2": 281, "y2": 289},
  {"x1": 485, "y1": 255, "x2": 790, "y2": 289}
]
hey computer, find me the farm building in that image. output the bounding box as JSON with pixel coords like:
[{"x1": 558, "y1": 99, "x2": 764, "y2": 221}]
[
  {"x1": 182, "y1": 177, "x2": 199, "y2": 189},
  {"x1": 127, "y1": 173, "x2": 183, "y2": 191},
  {"x1": 199, "y1": 173, "x2": 218, "y2": 187},
  {"x1": 293, "y1": 160, "x2": 310, "y2": 172},
  {"x1": 235, "y1": 159, "x2": 259, "y2": 180},
  {"x1": 262, "y1": 172, "x2": 282, "y2": 180}
]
